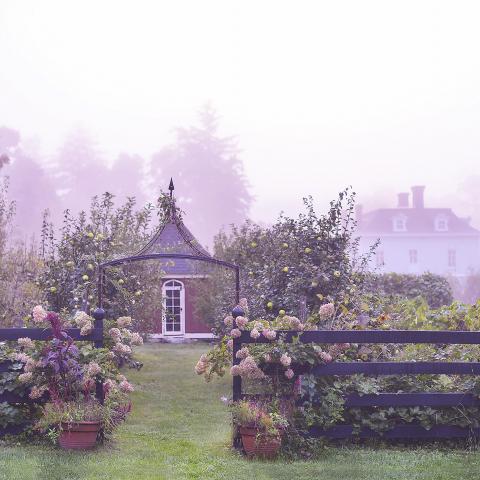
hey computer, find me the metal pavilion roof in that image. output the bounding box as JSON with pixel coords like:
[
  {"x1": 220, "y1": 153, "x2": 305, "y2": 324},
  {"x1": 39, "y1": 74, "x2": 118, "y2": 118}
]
[
  {"x1": 97, "y1": 179, "x2": 240, "y2": 308},
  {"x1": 133, "y1": 179, "x2": 211, "y2": 275}
]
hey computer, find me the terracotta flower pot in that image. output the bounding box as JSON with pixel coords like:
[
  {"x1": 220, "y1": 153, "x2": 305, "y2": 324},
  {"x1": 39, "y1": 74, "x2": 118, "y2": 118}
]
[
  {"x1": 59, "y1": 421, "x2": 102, "y2": 450},
  {"x1": 239, "y1": 426, "x2": 281, "y2": 459}
]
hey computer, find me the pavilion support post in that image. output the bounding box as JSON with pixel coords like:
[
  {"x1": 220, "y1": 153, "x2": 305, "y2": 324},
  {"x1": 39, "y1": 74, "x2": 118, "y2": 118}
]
[
  {"x1": 97, "y1": 267, "x2": 104, "y2": 310},
  {"x1": 232, "y1": 305, "x2": 244, "y2": 448},
  {"x1": 234, "y1": 266, "x2": 240, "y2": 305}
]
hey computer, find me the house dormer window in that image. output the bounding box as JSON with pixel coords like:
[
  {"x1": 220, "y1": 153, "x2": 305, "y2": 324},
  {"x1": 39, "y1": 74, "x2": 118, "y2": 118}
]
[
  {"x1": 393, "y1": 215, "x2": 407, "y2": 232},
  {"x1": 435, "y1": 215, "x2": 449, "y2": 232}
]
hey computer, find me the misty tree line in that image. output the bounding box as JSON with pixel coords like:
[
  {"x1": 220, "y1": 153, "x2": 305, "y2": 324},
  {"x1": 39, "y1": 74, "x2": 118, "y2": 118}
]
[{"x1": 0, "y1": 104, "x2": 251, "y2": 246}]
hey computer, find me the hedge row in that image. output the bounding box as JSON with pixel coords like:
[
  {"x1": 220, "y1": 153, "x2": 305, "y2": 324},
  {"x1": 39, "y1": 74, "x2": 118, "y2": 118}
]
[{"x1": 365, "y1": 272, "x2": 453, "y2": 308}]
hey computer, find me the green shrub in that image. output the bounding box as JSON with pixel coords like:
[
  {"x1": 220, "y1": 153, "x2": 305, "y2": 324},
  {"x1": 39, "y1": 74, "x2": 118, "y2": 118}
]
[
  {"x1": 197, "y1": 188, "x2": 375, "y2": 334},
  {"x1": 365, "y1": 272, "x2": 453, "y2": 308}
]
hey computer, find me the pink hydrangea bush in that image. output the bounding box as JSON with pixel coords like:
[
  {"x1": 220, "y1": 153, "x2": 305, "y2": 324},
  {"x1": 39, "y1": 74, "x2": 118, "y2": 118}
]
[
  {"x1": 196, "y1": 297, "x2": 480, "y2": 453},
  {"x1": 105, "y1": 316, "x2": 144, "y2": 369},
  {"x1": 195, "y1": 301, "x2": 329, "y2": 385},
  {"x1": 194, "y1": 298, "x2": 375, "y2": 394},
  {"x1": 5, "y1": 305, "x2": 143, "y2": 438}
]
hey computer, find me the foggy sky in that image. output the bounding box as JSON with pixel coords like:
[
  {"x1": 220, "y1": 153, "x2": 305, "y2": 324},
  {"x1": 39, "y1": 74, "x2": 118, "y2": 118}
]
[{"x1": 1, "y1": 1, "x2": 480, "y2": 224}]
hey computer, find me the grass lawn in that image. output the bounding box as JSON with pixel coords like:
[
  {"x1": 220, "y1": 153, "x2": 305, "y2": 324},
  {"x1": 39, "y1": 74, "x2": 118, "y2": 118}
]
[{"x1": 1, "y1": 343, "x2": 480, "y2": 480}]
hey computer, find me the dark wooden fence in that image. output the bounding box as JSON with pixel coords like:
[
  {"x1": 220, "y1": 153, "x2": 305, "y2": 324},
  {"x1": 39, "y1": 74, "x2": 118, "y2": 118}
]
[
  {"x1": 0, "y1": 309, "x2": 105, "y2": 436},
  {"x1": 232, "y1": 329, "x2": 480, "y2": 440}
]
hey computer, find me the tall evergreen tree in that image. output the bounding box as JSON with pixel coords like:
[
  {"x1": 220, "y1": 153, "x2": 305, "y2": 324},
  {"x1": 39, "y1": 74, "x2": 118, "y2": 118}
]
[
  {"x1": 150, "y1": 104, "x2": 252, "y2": 246},
  {"x1": 0, "y1": 126, "x2": 60, "y2": 238}
]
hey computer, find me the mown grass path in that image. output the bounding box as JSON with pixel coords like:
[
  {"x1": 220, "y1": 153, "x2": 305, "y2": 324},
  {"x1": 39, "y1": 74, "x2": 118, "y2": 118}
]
[{"x1": 1, "y1": 343, "x2": 480, "y2": 479}]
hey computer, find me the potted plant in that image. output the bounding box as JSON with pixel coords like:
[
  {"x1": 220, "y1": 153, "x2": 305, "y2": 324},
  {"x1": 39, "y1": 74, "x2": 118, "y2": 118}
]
[
  {"x1": 231, "y1": 400, "x2": 288, "y2": 458},
  {"x1": 37, "y1": 399, "x2": 104, "y2": 449},
  {"x1": 16, "y1": 308, "x2": 134, "y2": 450}
]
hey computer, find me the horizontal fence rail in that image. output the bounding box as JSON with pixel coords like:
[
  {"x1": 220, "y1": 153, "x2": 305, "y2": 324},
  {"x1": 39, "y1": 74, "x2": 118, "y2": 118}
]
[
  {"x1": 342, "y1": 393, "x2": 480, "y2": 408},
  {"x1": 236, "y1": 329, "x2": 480, "y2": 345},
  {"x1": 309, "y1": 425, "x2": 480, "y2": 439},
  {"x1": 309, "y1": 362, "x2": 480, "y2": 376},
  {"x1": 0, "y1": 328, "x2": 103, "y2": 342},
  {"x1": 0, "y1": 391, "x2": 34, "y2": 403},
  {"x1": 232, "y1": 328, "x2": 480, "y2": 441},
  {"x1": 0, "y1": 309, "x2": 105, "y2": 437}
]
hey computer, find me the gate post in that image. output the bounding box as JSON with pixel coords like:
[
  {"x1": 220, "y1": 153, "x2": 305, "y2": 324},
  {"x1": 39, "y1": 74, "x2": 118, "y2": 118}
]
[
  {"x1": 231, "y1": 305, "x2": 244, "y2": 448},
  {"x1": 231, "y1": 305, "x2": 244, "y2": 402},
  {"x1": 92, "y1": 307, "x2": 105, "y2": 404}
]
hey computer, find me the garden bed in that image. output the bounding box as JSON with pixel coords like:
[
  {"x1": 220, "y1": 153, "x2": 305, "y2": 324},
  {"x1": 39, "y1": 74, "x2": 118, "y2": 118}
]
[{"x1": 2, "y1": 344, "x2": 480, "y2": 480}]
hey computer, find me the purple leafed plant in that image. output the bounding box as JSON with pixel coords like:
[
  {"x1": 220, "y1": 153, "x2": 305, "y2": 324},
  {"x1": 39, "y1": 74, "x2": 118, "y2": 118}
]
[{"x1": 40, "y1": 312, "x2": 84, "y2": 402}]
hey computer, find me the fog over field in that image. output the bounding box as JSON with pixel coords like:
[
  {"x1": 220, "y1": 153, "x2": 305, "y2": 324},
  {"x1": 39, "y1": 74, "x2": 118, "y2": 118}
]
[{"x1": 1, "y1": 1, "x2": 480, "y2": 245}]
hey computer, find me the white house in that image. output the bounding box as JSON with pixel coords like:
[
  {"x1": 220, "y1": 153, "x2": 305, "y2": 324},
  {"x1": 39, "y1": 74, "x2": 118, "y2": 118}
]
[{"x1": 357, "y1": 186, "x2": 480, "y2": 277}]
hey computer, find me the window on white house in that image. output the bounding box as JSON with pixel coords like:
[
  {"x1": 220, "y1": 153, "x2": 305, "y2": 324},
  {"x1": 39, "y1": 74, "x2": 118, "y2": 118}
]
[
  {"x1": 393, "y1": 215, "x2": 407, "y2": 232},
  {"x1": 409, "y1": 249, "x2": 418, "y2": 264},
  {"x1": 435, "y1": 215, "x2": 449, "y2": 232},
  {"x1": 376, "y1": 251, "x2": 385, "y2": 267},
  {"x1": 448, "y1": 249, "x2": 456, "y2": 267}
]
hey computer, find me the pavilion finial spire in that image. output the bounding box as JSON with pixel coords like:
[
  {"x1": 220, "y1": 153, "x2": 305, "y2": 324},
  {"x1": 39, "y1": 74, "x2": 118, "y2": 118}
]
[{"x1": 167, "y1": 178, "x2": 177, "y2": 222}]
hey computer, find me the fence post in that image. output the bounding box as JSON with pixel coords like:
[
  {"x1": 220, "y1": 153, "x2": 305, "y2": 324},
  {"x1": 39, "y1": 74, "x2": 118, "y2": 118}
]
[{"x1": 92, "y1": 307, "x2": 105, "y2": 404}]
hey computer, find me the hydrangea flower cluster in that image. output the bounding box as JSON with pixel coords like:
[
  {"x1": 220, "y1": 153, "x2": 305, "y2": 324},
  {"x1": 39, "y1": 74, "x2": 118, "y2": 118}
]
[
  {"x1": 114, "y1": 343, "x2": 132, "y2": 355},
  {"x1": 108, "y1": 316, "x2": 143, "y2": 364},
  {"x1": 263, "y1": 329, "x2": 277, "y2": 340},
  {"x1": 280, "y1": 353, "x2": 292, "y2": 367},
  {"x1": 223, "y1": 315, "x2": 234, "y2": 328},
  {"x1": 230, "y1": 355, "x2": 265, "y2": 380},
  {"x1": 18, "y1": 372, "x2": 33, "y2": 383},
  {"x1": 235, "y1": 316, "x2": 248, "y2": 329},
  {"x1": 235, "y1": 347, "x2": 250, "y2": 359},
  {"x1": 319, "y1": 302, "x2": 335, "y2": 320},
  {"x1": 32, "y1": 305, "x2": 48, "y2": 325},
  {"x1": 119, "y1": 379, "x2": 134, "y2": 393},
  {"x1": 18, "y1": 337, "x2": 35, "y2": 350},
  {"x1": 117, "y1": 316, "x2": 132, "y2": 328},
  {"x1": 13, "y1": 352, "x2": 30, "y2": 363},
  {"x1": 29, "y1": 385, "x2": 48, "y2": 400},
  {"x1": 86, "y1": 361, "x2": 102, "y2": 377},
  {"x1": 74, "y1": 311, "x2": 94, "y2": 336},
  {"x1": 195, "y1": 354, "x2": 209, "y2": 375}
]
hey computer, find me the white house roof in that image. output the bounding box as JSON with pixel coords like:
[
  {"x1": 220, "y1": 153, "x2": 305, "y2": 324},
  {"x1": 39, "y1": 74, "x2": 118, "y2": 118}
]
[{"x1": 357, "y1": 186, "x2": 479, "y2": 236}]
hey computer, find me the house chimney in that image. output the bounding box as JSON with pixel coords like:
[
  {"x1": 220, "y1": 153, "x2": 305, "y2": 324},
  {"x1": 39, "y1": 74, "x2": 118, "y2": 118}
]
[
  {"x1": 411, "y1": 185, "x2": 425, "y2": 209},
  {"x1": 397, "y1": 192, "x2": 409, "y2": 208}
]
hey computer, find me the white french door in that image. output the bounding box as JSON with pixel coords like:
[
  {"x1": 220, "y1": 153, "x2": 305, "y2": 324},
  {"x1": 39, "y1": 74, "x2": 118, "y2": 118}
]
[{"x1": 162, "y1": 280, "x2": 185, "y2": 335}]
